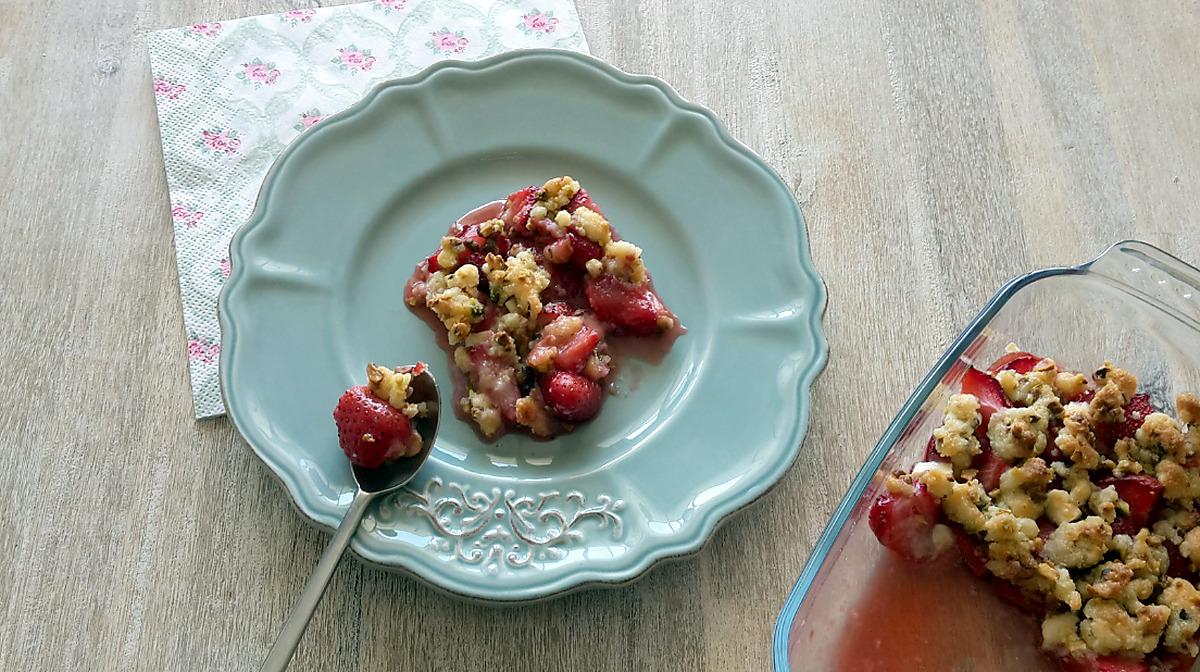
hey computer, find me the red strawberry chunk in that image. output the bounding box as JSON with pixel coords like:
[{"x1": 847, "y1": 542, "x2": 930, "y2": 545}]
[
  {"x1": 425, "y1": 251, "x2": 440, "y2": 272},
  {"x1": 1159, "y1": 652, "x2": 1199, "y2": 672},
  {"x1": 1109, "y1": 393, "x2": 1156, "y2": 441},
  {"x1": 585, "y1": 274, "x2": 669, "y2": 336},
  {"x1": 1037, "y1": 518, "x2": 1056, "y2": 542},
  {"x1": 1166, "y1": 540, "x2": 1191, "y2": 578},
  {"x1": 1093, "y1": 657, "x2": 1149, "y2": 672},
  {"x1": 987, "y1": 350, "x2": 1043, "y2": 375},
  {"x1": 458, "y1": 250, "x2": 486, "y2": 270},
  {"x1": 1097, "y1": 474, "x2": 1164, "y2": 535},
  {"x1": 332, "y1": 385, "x2": 415, "y2": 469},
  {"x1": 922, "y1": 435, "x2": 945, "y2": 463},
  {"x1": 566, "y1": 187, "x2": 603, "y2": 215},
  {"x1": 501, "y1": 186, "x2": 538, "y2": 231},
  {"x1": 962, "y1": 366, "x2": 1011, "y2": 426},
  {"x1": 566, "y1": 233, "x2": 604, "y2": 267},
  {"x1": 537, "y1": 301, "x2": 576, "y2": 329},
  {"x1": 552, "y1": 324, "x2": 601, "y2": 373},
  {"x1": 460, "y1": 223, "x2": 486, "y2": 251},
  {"x1": 953, "y1": 527, "x2": 989, "y2": 576},
  {"x1": 868, "y1": 483, "x2": 946, "y2": 563},
  {"x1": 545, "y1": 262, "x2": 586, "y2": 305},
  {"x1": 540, "y1": 370, "x2": 602, "y2": 422},
  {"x1": 1054, "y1": 654, "x2": 1150, "y2": 672},
  {"x1": 976, "y1": 447, "x2": 1010, "y2": 492}
]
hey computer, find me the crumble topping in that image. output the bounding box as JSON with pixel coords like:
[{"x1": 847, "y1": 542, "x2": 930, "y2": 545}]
[
  {"x1": 602, "y1": 240, "x2": 647, "y2": 284},
  {"x1": 1056, "y1": 402, "x2": 1101, "y2": 469},
  {"x1": 483, "y1": 250, "x2": 550, "y2": 321},
  {"x1": 425, "y1": 265, "x2": 485, "y2": 345},
  {"x1": 996, "y1": 457, "x2": 1052, "y2": 519},
  {"x1": 989, "y1": 404, "x2": 1051, "y2": 462},
  {"x1": 1138, "y1": 413, "x2": 1189, "y2": 463},
  {"x1": 1159, "y1": 578, "x2": 1200, "y2": 653},
  {"x1": 537, "y1": 175, "x2": 580, "y2": 214},
  {"x1": 365, "y1": 363, "x2": 427, "y2": 419},
  {"x1": 574, "y1": 206, "x2": 612, "y2": 246},
  {"x1": 933, "y1": 394, "x2": 982, "y2": 470},
  {"x1": 1179, "y1": 393, "x2": 1200, "y2": 426},
  {"x1": 1078, "y1": 598, "x2": 1168, "y2": 656}
]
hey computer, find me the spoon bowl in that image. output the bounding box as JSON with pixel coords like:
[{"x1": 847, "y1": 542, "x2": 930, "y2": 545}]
[
  {"x1": 261, "y1": 365, "x2": 440, "y2": 671},
  {"x1": 352, "y1": 367, "x2": 440, "y2": 494}
]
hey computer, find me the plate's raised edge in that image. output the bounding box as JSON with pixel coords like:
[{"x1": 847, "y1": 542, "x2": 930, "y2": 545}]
[
  {"x1": 767, "y1": 240, "x2": 1199, "y2": 668},
  {"x1": 218, "y1": 48, "x2": 830, "y2": 602}
]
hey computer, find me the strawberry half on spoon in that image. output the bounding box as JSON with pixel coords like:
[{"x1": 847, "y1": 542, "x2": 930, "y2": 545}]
[{"x1": 333, "y1": 363, "x2": 430, "y2": 469}]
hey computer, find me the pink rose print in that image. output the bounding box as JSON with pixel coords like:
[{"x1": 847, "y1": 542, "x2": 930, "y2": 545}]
[
  {"x1": 187, "y1": 338, "x2": 220, "y2": 364},
  {"x1": 197, "y1": 128, "x2": 241, "y2": 155},
  {"x1": 185, "y1": 22, "x2": 223, "y2": 38},
  {"x1": 153, "y1": 76, "x2": 186, "y2": 100},
  {"x1": 171, "y1": 204, "x2": 206, "y2": 229},
  {"x1": 279, "y1": 9, "x2": 316, "y2": 25},
  {"x1": 218, "y1": 257, "x2": 231, "y2": 279},
  {"x1": 519, "y1": 9, "x2": 559, "y2": 35},
  {"x1": 427, "y1": 28, "x2": 469, "y2": 54},
  {"x1": 293, "y1": 109, "x2": 326, "y2": 132},
  {"x1": 374, "y1": 0, "x2": 408, "y2": 13},
  {"x1": 332, "y1": 45, "x2": 376, "y2": 73},
  {"x1": 237, "y1": 58, "x2": 281, "y2": 88}
]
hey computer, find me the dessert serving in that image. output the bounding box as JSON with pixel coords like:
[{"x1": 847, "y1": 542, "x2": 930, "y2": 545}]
[
  {"x1": 869, "y1": 346, "x2": 1200, "y2": 672},
  {"x1": 333, "y1": 363, "x2": 431, "y2": 468},
  {"x1": 405, "y1": 176, "x2": 681, "y2": 439}
]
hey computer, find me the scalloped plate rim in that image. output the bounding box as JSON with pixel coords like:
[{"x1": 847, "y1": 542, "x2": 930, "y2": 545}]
[{"x1": 218, "y1": 48, "x2": 829, "y2": 602}]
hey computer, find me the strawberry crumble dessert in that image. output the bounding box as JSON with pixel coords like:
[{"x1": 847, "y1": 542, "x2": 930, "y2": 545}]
[
  {"x1": 333, "y1": 363, "x2": 430, "y2": 468},
  {"x1": 869, "y1": 346, "x2": 1200, "y2": 672},
  {"x1": 404, "y1": 176, "x2": 681, "y2": 439}
]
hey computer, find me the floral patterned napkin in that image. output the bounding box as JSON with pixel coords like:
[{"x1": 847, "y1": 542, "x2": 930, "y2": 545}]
[{"x1": 148, "y1": 0, "x2": 589, "y2": 418}]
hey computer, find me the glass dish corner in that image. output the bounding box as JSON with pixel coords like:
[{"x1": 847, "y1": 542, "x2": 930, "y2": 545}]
[{"x1": 774, "y1": 240, "x2": 1200, "y2": 671}]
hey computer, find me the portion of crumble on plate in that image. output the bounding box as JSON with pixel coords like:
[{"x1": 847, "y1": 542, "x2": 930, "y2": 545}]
[{"x1": 405, "y1": 176, "x2": 682, "y2": 440}]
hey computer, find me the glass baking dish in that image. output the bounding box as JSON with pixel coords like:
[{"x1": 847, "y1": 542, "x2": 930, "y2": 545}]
[{"x1": 774, "y1": 240, "x2": 1200, "y2": 671}]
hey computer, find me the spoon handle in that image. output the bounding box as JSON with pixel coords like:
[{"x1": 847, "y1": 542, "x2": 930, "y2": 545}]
[{"x1": 260, "y1": 490, "x2": 375, "y2": 672}]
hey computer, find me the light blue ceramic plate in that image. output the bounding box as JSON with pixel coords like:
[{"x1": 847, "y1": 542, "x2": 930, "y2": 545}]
[{"x1": 219, "y1": 49, "x2": 827, "y2": 602}]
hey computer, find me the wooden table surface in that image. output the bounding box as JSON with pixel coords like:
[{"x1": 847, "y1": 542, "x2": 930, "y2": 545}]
[{"x1": 3, "y1": 1, "x2": 1199, "y2": 670}]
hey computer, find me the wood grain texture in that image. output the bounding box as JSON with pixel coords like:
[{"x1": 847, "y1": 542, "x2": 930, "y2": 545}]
[{"x1": 2, "y1": 1, "x2": 1199, "y2": 669}]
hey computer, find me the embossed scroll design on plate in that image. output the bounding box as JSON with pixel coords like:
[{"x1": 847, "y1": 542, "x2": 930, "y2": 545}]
[{"x1": 376, "y1": 477, "x2": 626, "y2": 573}]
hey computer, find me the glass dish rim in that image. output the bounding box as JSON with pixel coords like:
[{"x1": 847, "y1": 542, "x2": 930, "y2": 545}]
[{"x1": 772, "y1": 239, "x2": 1200, "y2": 670}]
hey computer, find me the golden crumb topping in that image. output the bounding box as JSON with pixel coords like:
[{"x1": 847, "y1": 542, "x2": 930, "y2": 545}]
[
  {"x1": 1179, "y1": 393, "x2": 1200, "y2": 426},
  {"x1": 425, "y1": 265, "x2": 485, "y2": 345},
  {"x1": 602, "y1": 240, "x2": 647, "y2": 284},
  {"x1": 933, "y1": 394, "x2": 982, "y2": 470},
  {"x1": 483, "y1": 250, "x2": 550, "y2": 322},
  {"x1": 988, "y1": 405, "x2": 1051, "y2": 462},
  {"x1": 538, "y1": 175, "x2": 580, "y2": 214}
]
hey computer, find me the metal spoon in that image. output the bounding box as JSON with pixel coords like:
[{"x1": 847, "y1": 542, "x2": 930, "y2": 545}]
[{"x1": 260, "y1": 367, "x2": 441, "y2": 671}]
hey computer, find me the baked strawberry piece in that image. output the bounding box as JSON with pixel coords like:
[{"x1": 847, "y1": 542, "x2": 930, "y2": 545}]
[
  {"x1": 333, "y1": 363, "x2": 429, "y2": 468},
  {"x1": 867, "y1": 347, "x2": 1200, "y2": 671},
  {"x1": 405, "y1": 176, "x2": 681, "y2": 439}
]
